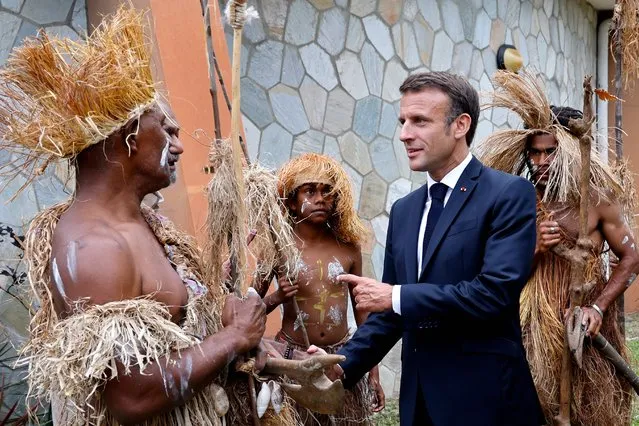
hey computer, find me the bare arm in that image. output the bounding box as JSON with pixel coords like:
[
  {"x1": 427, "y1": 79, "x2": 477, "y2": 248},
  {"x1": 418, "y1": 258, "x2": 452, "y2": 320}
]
[
  {"x1": 595, "y1": 200, "x2": 639, "y2": 312},
  {"x1": 55, "y1": 233, "x2": 265, "y2": 425}
]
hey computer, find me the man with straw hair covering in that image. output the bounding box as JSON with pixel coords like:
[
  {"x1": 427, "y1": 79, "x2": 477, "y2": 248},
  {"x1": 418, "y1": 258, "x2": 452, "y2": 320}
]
[
  {"x1": 0, "y1": 7, "x2": 280, "y2": 425},
  {"x1": 478, "y1": 70, "x2": 639, "y2": 426},
  {"x1": 268, "y1": 152, "x2": 384, "y2": 425}
]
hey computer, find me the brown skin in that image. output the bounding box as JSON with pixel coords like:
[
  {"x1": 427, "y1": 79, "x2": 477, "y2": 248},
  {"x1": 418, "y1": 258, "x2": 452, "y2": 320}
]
[
  {"x1": 261, "y1": 182, "x2": 385, "y2": 412},
  {"x1": 50, "y1": 105, "x2": 266, "y2": 425},
  {"x1": 338, "y1": 88, "x2": 472, "y2": 312},
  {"x1": 528, "y1": 133, "x2": 639, "y2": 337}
]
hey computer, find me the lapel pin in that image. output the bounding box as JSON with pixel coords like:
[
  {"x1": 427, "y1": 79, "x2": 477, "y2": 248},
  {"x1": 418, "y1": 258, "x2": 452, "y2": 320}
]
[{"x1": 460, "y1": 186, "x2": 467, "y2": 192}]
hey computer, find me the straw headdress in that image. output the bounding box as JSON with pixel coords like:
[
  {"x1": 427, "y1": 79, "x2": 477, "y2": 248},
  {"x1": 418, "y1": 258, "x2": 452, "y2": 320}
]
[
  {"x1": 476, "y1": 71, "x2": 622, "y2": 205},
  {"x1": 0, "y1": 6, "x2": 158, "y2": 192},
  {"x1": 277, "y1": 153, "x2": 367, "y2": 246}
]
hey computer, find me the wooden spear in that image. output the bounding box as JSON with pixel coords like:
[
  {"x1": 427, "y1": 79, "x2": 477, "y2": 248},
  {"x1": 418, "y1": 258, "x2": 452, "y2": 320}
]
[{"x1": 553, "y1": 76, "x2": 596, "y2": 426}]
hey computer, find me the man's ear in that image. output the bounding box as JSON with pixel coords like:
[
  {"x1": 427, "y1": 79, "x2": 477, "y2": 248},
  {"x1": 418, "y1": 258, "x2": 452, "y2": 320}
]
[
  {"x1": 286, "y1": 197, "x2": 298, "y2": 217},
  {"x1": 121, "y1": 118, "x2": 140, "y2": 155},
  {"x1": 453, "y1": 113, "x2": 472, "y2": 141}
]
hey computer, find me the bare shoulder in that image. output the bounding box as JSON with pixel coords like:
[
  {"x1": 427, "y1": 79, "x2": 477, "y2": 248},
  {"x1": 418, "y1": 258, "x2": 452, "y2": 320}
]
[{"x1": 51, "y1": 214, "x2": 140, "y2": 310}]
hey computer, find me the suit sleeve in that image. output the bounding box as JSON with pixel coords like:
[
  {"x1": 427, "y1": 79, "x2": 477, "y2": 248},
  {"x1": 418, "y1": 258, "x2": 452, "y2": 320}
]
[
  {"x1": 338, "y1": 202, "x2": 403, "y2": 388},
  {"x1": 400, "y1": 178, "x2": 536, "y2": 322}
]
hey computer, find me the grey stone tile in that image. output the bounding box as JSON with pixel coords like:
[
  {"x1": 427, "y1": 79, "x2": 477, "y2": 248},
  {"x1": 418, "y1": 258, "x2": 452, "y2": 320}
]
[
  {"x1": 392, "y1": 126, "x2": 411, "y2": 179},
  {"x1": 353, "y1": 96, "x2": 382, "y2": 142},
  {"x1": 484, "y1": 0, "x2": 497, "y2": 19},
  {"x1": 11, "y1": 19, "x2": 37, "y2": 50},
  {"x1": 44, "y1": 25, "x2": 79, "y2": 41},
  {"x1": 473, "y1": 119, "x2": 493, "y2": 148},
  {"x1": 497, "y1": 0, "x2": 508, "y2": 21},
  {"x1": 519, "y1": 1, "x2": 532, "y2": 37},
  {"x1": 414, "y1": 15, "x2": 435, "y2": 67},
  {"x1": 242, "y1": 114, "x2": 261, "y2": 162},
  {"x1": 360, "y1": 173, "x2": 388, "y2": 219},
  {"x1": 21, "y1": 0, "x2": 73, "y2": 25},
  {"x1": 392, "y1": 21, "x2": 420, "y2": 69},
  {"x1": 453, "y1": 41, "x2": 474, "y2": 77},
  {"x1": 0, "y1": 12, "x2": 21, "y2": 64},
  {"x1": 300, "y1": 76, "x2": 328, "y2": 129},
  {"x1": 270, "y1": 84, "x2": 310, "y2": 135},
  {"x1": 527, "y1": 35, "x2": 539, "y2": 69},
  {"x1": 345, "y1": 15, "x2": 365, "y2": 52},
  {"x1": 318, "y1": 8, "x2": 348, "y2": 55},
  {"x1": 473, "y1": 9, "x2": 491, "y2": 49},
  {"x1": 403, "y1": 0, "x2": 418, "y2": 20},
  {"x1": 492, "y1": 107, "x2": 509, "y2": 127},
  {"x1": 370, "y1": 136, "x2": 400, "y2": 182},
  {"x1": 309, "y1": 0, "x2": 335, "y2": 10},
  {"x1": 361, "y1": 42, "x2": 384, "y2": 97},
  {"x1": 282, "y1": 45, "x2": 305, "y2": 88},
  {"x1": 241, "y1": 77, "x2": 274, "y2": 129},
  {"x1": 549, "y1": 17, "x2": 560, "y2": 51},
  {"x1": 363, "y1": 14, "x2": 394, "y2": 61},
  {"x1": 248, "y1": 40, "x2": 284, "y2": 89},
  {"x1": 385, "y1": 178, "x2": 411, "y2": 213},
  {"x1": 262, "y1": 0, "x2": 288, "y2": 39},
  {"x1": 336, "y1": 50, "x2": 369, "y2": 100},
  {"x1": 504, "y1": 0, "x2": 520, "y2": 28},
  {"x1": 512, "y1": 29, "x2": 527, "y2": 65},
  {"x1": 258, "y1": 122, "x2": 293, "y2": 169},
  {"x1": 372, "y1": 243, "x2": 384, "y2": 279},
  {"x1": 300, "y1": 43, "x2": 338, "y2": 90},
  {"x1": 292, "y1": 129, "x2": 325, "y2": 156},
  {"x1": 470, "y1": 49, "x2": 483, "y2": 81},
  {"x1": 441, "y1": 2, "x2": 465, "y2": 43},
  {"x1": 1, "y1": 0, "x2": 24, "y2": 13},
  {"x1": 379, "y1": 101, "x2": 399, "y2": 139},
  {"x1": 431, "y1": 31, "x2": 454, "y2": 72},
  {"x1": 71, "y1": 0, "x2": 87, "y2": 34},
  {"x1": 543, "y1": 0, "x2": 554, "y2": 17},
  {"x1": 416, "y1": 0, "x2": 441, "y2": 31},
  {"x1": 342, "y1": 163, "x2": 362, "y2": 210},
  {"x1": 489, "y1": 19, "x2": 505, "y2": 53},
  {"x1": 323, "y1": 135, "x2": 341, "y2": 161},
  {"x1": 546, "y1": 48, "x2": 556, "y2": 78},
  {"x1": 458, "y1": 3, "x2": 476, "y2": 40},
  {"x1": 382, "y1": 59, "x2": 408, "y2": 102},
  {"x1": 371, "y1": 214, "x2": 389, "y2": 245},
  {"x1": 350, "y1": 0, "x2": 376, "y2": 17},
  {"x1": 338, "y1": 131, "x2": 372, "y2": 174},
  {"x1": 537, "y1": 35, "x2": 547, "y2": 69},
  {"x1": 285, "y1": 0, "x2": 318, "y2": 46},
  {"x1": 324, "y1": 87, "x2": 355, "y2": 135},
  {"x1": 33, "y1": 176, "x2": 66, "y2": 210},
  {"x1": 539, "y1": 9, "x2": 551, "y2": 43},
  {"x1": 0, "y1": 173, "x2": 39, "y2": 228},
  {"x1": 244, "y1": 1, "x2": 267, "y2": 43}
]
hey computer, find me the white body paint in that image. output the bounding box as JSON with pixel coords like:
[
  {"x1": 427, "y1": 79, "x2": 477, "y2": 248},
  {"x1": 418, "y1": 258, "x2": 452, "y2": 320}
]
[
  {"x1": 327, "y1": 305, "x2": 343, "y2": 325},
  {"x1": 294, "y1": 311, "x2": 310, "y2": 331},
  {"x1": 622, "y1": 235, "x2": 629, "y2": 245},
  {"x1": 327, "y1": 258, "x2": 345, "y2": 283},
  {"x1": 66, "y1": 241, "x2": 79, "y2": 283},
  {"x1": 179, "y1": 355, "x2": 193, "y2": 398},
  {"x1": 52, "y1": 258, "x2": 67, "y2": 299}
]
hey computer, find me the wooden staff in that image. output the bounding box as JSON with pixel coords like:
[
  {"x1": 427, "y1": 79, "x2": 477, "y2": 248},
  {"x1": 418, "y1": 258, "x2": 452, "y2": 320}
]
[{"x1": 553, "y1": 76, "x2": 595, "y2": 426}]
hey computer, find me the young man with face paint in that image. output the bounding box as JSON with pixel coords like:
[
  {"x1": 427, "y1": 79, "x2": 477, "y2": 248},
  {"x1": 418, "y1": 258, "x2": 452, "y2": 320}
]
[
  {"x1": 267, "y1": 153, "x2": 384, "y2": 425},
  {"x1": 479, "y1": 71, "x2": 639, "y2": 426}
]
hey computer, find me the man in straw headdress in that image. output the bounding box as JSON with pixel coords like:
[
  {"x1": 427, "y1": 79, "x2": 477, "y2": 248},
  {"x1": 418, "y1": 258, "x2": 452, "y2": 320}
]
[
  {"x1": 0, "y1": 7, "x2": 311, "y2": 425},
  {"x1": 264, "y1": 153, "x2": 384, "y2": 425},
  {"x1": 478, "y1": 70, "x2": 639, "y2": 425}
]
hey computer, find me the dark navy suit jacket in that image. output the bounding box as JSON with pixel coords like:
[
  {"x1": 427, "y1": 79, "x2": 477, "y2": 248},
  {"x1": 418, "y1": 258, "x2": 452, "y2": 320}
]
[{"x1": 338, "y1": 157, "x2": 544, "y2": 425}]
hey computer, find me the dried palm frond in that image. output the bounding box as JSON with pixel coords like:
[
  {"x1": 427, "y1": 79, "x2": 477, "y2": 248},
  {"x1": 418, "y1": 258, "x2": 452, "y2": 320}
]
[{"x1": 612, "y1": 0, "x2": 639, "y2": 90}]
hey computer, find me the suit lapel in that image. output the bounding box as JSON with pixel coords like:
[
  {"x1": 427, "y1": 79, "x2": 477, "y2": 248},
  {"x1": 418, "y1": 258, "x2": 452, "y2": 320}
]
[
  {"x1": 404, "y1": 183, "x2": 429, "y2": 283},
  {"x1": 419, "y1": 157, "x2": 483, "y2": 280}
]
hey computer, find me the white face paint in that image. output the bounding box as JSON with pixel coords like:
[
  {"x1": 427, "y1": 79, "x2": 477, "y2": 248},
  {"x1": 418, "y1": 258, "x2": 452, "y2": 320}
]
[
  {"x1": 300, "y1": 198, "x2": 311, "y2": 214},
  {"x1": 622, "y1": 235, "x2": 629, "y2": 245},
  {"x1": 327, "y1": 258, "x2": 345, "y2": 283},
  {"x1": 66, "y1": 241, "x2": 78, "y2": 283},
  {"x1": 328, "y1": 305, "x2": 343, "y2": 325},
  {"x1": 52, "y1": 258, "x2": 67, "y2": 299},
  {"x1": 160, "y1": 135, "x2": 170, "y2": 167}
]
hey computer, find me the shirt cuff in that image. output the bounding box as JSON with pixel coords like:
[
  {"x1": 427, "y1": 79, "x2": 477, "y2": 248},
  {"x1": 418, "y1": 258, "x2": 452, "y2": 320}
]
[{"x1": 392, "y1": 285, "x2": 402, "y2": 315}]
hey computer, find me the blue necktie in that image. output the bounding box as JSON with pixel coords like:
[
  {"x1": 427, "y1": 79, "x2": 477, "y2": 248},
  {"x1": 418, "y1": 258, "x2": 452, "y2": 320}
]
[{"x1": 422, "y1": 183, "x2": 448, "y2": 259}]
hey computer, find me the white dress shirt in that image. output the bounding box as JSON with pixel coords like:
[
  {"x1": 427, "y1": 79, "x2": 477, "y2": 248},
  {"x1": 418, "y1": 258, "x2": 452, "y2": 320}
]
[{"x1": 391, "y1": 153, "x2": 473, "y2": 315}]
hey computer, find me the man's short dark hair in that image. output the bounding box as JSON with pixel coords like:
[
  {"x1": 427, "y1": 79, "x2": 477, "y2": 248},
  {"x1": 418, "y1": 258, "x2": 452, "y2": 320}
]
[{"x1": 399, "y1": 72, "x2": 480, "y2": 147}]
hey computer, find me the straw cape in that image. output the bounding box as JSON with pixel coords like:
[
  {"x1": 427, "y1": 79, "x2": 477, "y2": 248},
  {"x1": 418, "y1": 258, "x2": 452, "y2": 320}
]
[
  {"x1": 277, "y1": 153, "x2": 368, "y2": 247},
  {"x1": 476, "y1": 71, "x2": 633, "y2": 426},
  {"x1": 0, "y1": 6, "x2": 298, "y2": 425}
]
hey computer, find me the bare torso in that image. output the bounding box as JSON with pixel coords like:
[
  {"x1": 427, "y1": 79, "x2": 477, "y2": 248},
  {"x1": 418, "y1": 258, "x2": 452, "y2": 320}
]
[
  {"x1": 280, "y1": 237, "x2": 358, "y2": 347},
  {"x1": 50, "y1": 204, "x2": 187, "y2": 323},
  {"x1": 542, "y1": 197, "x2": 606, "y2": 251}
]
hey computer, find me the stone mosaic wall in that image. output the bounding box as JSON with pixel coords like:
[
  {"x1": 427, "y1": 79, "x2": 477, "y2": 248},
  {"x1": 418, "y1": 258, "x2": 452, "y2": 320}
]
[
  {"x1": 0, "y1": 0, "x2": 86, "y2": 415},
  {"x1": 225, "y1": 0, "x2": 599, "y2": 398}
]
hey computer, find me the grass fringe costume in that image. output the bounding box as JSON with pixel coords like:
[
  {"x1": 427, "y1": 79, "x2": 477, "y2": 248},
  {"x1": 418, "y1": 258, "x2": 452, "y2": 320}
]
[
  {"x1": 2, "y1": 7, "x2": 296, "y2": 425},
  {"x1": 476, "y1": 71, "x2": 633, "y2": 426}
]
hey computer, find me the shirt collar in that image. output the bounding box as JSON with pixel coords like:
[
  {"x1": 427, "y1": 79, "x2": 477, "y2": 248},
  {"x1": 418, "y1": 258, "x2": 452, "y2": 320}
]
[{"x1": 426, "y1": 152, "x2": 473, "y2": 192}]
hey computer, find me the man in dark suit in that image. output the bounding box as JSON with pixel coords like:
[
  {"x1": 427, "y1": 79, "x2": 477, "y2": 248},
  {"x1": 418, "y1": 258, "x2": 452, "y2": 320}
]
[{"x1": 334, "y1": 72, "x2": 544, "y2": 425}]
